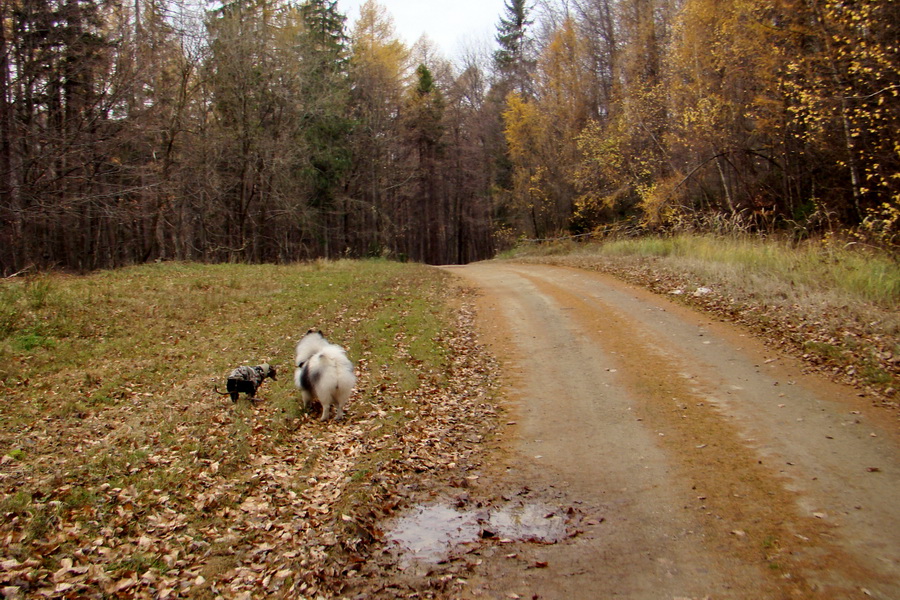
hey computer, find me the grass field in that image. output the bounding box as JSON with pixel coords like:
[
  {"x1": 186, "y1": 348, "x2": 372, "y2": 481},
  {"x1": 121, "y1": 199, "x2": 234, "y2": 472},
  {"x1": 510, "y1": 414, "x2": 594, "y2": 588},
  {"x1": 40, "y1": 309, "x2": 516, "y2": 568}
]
[{"x1": 0, "y1": 260, "x2": 498, "y2": 598}]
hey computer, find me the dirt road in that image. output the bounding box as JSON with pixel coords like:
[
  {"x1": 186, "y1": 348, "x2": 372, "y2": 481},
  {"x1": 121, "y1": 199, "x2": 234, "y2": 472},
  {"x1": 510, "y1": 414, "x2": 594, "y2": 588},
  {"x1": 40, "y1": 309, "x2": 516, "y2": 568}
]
[{"x1": 439, "y1": 261, "x2": 900, "y2": 600}]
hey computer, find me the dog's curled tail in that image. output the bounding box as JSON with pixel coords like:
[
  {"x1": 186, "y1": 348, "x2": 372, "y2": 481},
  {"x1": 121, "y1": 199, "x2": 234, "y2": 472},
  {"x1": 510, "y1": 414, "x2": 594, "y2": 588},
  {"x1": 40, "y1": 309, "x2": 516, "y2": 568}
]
[{"x1": 324, "y1": 351, "x2": 356, "y2": 397}]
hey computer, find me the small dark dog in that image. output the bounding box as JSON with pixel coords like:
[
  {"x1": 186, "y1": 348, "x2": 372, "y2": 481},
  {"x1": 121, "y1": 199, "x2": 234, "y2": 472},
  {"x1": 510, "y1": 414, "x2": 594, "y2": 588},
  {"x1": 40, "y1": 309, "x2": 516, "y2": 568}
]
[{"x1": 215, "y1": 363, "x2": 277, "y2": 402}]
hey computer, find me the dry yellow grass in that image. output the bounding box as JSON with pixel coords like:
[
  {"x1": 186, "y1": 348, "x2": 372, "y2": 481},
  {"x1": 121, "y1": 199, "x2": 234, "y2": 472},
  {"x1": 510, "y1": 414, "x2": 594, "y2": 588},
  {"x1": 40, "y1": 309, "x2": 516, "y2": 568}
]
[{"x1": 508, "y1": 234, "x2": 900, "y2": 400}]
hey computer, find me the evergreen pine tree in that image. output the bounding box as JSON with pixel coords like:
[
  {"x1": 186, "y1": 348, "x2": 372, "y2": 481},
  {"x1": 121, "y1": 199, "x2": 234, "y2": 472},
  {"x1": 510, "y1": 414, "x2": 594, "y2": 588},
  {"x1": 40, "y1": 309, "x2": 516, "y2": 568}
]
[
  {"x1": 299, "y1": 0, "x2": 352, "y2": 210},
  {"x1": 493, "y1": 0, "x2": 534, "y2": 96},
  {"x1": 404, "y1": 63, "x2": 445, "y2": 262},
  {"x1": 300, "y1": 0, "x2": 349, "y2": 67}
]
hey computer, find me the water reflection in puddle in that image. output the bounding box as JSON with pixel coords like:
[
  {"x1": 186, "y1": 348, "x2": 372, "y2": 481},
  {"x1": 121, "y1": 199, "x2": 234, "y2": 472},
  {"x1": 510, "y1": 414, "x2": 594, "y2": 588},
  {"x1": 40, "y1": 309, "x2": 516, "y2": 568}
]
[
  {"x1": 384, "y1": 504, "x2": 482, "y2": 564},
  {"x1": 489, "y1": 502, "x2": 568, "y2": 542},
  {"x1": 384, "y1": 501, "x2": 568, "y2": 566}
]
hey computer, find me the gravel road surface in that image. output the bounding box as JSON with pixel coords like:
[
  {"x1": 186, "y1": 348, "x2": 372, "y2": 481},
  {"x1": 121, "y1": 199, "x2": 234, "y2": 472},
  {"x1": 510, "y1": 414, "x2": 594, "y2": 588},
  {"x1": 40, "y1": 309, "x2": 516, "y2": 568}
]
[{"x1": 444, "y1": 261, "x2": 899, "y2": 600}]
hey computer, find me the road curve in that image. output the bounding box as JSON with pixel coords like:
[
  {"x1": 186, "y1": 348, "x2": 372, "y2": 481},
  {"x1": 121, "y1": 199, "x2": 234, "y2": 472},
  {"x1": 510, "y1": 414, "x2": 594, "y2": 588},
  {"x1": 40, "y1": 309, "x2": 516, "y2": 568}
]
[{"x1": 445, "y1": 261, "x2": 900, "y2": 600}]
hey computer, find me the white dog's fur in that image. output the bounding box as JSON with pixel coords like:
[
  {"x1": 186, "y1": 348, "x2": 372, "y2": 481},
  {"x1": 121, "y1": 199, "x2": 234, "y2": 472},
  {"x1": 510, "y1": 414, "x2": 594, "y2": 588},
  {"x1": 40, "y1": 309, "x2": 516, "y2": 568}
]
[
  {"x1": 294, "y1": 330, "x2": 329, "y2": 366},
  {"x1": 294, "y1": 330, "x2": 356, "y2": 421}
]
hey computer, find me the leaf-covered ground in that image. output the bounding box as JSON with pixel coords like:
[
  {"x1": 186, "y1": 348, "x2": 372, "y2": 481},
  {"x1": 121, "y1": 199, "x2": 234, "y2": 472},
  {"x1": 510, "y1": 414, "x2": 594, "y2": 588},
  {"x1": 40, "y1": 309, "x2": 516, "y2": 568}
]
[{"x1": 0, "y1": 261, "x2": 501, "y2": 598}]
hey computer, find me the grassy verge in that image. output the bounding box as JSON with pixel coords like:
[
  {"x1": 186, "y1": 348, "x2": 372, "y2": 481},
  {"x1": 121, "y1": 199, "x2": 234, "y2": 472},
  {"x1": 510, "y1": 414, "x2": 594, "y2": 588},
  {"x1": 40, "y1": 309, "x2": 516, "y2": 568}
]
[
  {"x1": 0, "y1": 260, "x2": 499, "y2": 597},
  {"x1": 507, "y1": 234, "x2": 900, "y2": 401}
]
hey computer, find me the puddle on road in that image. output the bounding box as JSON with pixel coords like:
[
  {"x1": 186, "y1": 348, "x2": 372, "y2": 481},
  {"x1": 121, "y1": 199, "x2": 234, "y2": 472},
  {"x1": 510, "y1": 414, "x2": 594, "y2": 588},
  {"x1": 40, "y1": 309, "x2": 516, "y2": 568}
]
[
  {"x1": 489, "y1": 502, "x2": 568, "y2": 542},
  {"x1": 383, "y1": 504, "x2": 482, "y2": 564},
  {"x1": 384, "y1": 500, "x2": 569, "y2": 567}
]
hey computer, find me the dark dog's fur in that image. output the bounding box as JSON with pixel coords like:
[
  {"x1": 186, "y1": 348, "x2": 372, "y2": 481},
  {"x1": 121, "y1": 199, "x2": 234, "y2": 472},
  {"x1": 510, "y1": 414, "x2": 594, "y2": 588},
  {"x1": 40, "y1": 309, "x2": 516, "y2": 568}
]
[{"x1": 215, "y1": 363, "x2": 277, "y2": 402}]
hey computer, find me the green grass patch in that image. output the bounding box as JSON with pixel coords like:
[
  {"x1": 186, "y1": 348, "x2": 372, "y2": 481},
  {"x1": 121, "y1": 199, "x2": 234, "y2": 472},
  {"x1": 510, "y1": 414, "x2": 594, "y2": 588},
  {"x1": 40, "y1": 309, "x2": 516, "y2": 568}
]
[
  {"x1": 12, "y1": 330, "x2": 55, "y2": 351},
  {"x1": 107, "y1": 553, "x2": 170, "y2": 577},
  {"x1": 861, "y1": 363, "x2": 893, "y2": 386},
  {"x1": 0, "y1": 490, "x2": 32, "y2": 515},
  {"x1": 803, "y1": 341, "x2": 845, "y2": 361}
]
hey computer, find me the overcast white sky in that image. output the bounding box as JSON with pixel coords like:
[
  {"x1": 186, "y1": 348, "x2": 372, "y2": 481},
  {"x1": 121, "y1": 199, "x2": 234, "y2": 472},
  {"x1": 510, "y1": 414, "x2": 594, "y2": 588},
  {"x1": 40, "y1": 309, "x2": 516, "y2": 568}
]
[{"x1": 335, "y1": 0, "x2": 507, "y2": 59}]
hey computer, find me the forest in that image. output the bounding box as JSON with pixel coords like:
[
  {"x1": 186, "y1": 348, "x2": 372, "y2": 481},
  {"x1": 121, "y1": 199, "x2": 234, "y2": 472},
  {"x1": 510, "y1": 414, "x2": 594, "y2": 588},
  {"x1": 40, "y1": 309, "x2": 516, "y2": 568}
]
[{"x1": 0, "y1": 0, "x2": 897, "y2": 273}]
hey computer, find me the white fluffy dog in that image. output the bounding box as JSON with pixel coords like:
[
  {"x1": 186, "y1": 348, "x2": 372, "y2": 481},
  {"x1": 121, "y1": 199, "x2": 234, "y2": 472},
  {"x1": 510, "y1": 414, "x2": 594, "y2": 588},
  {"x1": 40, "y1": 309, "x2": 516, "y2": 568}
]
[{"x1": 294, "y1": 330, "x2": 356, "y2": 421}]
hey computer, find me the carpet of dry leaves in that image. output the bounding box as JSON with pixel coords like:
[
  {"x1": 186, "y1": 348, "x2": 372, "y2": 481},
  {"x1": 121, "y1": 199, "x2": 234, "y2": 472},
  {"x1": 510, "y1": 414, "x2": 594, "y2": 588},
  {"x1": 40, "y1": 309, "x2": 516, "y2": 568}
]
[{"x1": 1, "y1": 278, "x2": 501, "y2": 599}]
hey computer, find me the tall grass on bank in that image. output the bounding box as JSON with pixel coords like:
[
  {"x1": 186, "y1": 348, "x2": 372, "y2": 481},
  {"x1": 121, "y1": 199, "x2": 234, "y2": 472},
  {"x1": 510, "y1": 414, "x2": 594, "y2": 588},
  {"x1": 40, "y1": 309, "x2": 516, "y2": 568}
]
[
  {"x1": 509, "y1": 234, "x2": 899, "y2": 394},
  {"x1": 513, "y1": 234, "x2": 900, "y2": 308},
  {"x1": 598, "y1": 235, "x2": 900, "y2": 308}
]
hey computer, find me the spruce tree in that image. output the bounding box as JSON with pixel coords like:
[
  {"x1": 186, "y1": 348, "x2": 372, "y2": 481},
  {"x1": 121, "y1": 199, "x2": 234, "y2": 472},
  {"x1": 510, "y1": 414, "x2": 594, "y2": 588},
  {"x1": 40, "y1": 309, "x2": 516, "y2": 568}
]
[
  {"x1": 493, "y1": 0, "x2": 534, "y2": 96},
  {"x1": 404, "y1": 64, "x2": 445, "y2": 263},
  {"x1": 299, "y1": 0, "x2": 352, "y2": 210}
]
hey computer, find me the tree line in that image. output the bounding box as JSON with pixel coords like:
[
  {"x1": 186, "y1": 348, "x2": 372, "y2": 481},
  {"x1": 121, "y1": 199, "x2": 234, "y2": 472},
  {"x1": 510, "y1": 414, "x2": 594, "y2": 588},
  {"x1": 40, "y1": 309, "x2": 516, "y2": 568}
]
[
  {"x1": 499, "y1": 0, "x2": 898, "y2": 249},
  {"x1": 1, "y1": 0, "x2": 897, "y2": 274}
]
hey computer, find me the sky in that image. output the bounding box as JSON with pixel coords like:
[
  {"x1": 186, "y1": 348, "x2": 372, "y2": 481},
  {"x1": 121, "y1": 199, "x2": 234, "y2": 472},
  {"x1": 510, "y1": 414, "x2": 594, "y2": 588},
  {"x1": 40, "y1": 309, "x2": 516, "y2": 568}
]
[{"x1": 335, "y1": 0, "x2": 508, "y2": 60}]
